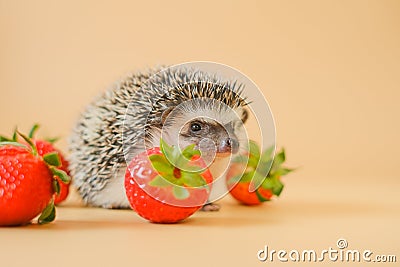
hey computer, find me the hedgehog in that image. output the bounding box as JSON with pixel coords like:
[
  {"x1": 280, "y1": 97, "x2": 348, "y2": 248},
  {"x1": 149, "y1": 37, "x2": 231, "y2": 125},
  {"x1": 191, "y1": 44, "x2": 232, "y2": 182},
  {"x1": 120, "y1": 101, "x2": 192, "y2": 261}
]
[{"x1": 68, "y1": 65, "x2": 249, "y2": 210}]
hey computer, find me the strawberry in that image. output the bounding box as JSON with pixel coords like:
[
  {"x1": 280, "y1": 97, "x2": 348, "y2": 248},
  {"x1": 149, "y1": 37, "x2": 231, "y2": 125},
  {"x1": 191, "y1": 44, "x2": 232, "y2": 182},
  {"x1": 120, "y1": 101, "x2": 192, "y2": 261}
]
[
  {"x1": 0, "y1": 132, "x2": 71, "y2": 226},
  {"x1": 28, "y1": 125, "x2": 71, "y2": 204},
  {"x1": 226, "y1": 141, "x2": 293, "y2": 205},
  {"x1": 125, "y1": 139, "x2": 213, "y2": 223},
  {"x1": 1, "y1": 124, "x2": 71, "y2": 204}
]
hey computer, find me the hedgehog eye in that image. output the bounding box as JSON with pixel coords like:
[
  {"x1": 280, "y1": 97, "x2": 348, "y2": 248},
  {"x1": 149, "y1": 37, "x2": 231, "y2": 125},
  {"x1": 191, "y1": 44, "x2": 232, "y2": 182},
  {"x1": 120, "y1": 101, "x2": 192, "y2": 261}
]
[{"x1": 190, "y1": 122, "x2": 202, "y2": 132}]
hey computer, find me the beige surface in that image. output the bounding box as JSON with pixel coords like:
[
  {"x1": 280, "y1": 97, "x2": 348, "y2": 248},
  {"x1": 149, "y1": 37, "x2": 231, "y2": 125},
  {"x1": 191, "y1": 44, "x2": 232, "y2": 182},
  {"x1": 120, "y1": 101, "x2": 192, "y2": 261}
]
[
  {"x1": 1, "y1": 177, "x2": 399, "y2": 267},
  {"x1": 0, "y1": 0, "x2": 399, "y2": 266}
]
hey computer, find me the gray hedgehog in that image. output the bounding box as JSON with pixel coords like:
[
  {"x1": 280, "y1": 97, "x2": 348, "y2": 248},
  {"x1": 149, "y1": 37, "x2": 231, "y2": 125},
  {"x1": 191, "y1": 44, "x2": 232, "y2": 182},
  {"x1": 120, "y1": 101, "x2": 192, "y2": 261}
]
[{"x1": 68, "y1": 65, "x2": 249, "y2": 210}]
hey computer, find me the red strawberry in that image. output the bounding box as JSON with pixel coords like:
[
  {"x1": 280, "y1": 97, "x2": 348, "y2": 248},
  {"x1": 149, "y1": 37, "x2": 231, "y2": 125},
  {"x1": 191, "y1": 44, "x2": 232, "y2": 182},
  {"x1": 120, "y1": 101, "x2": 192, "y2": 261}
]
[
  {"x1": 125, "y1": 139, "x2": 213, "y2": 223},
  {"x1": 1, "y1": 124, "x2": 71, "y2": 204},
  {"x1": 0, "y1": 132, "x2": 71, "y2": 226},
  {"x1": 226, "y1": 141, "x2": 293, "y2": 205}
]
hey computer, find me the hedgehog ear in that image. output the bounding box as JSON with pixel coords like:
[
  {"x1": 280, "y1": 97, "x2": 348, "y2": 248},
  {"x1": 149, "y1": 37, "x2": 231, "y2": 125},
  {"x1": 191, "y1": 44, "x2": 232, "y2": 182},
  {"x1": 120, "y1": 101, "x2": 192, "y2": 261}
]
[
  {"x1": 161, "y1": 107, "x2": 174, "y2": 124},
  {"x1": 241, "y1": 108, "x2": 249, "y2": 123}
]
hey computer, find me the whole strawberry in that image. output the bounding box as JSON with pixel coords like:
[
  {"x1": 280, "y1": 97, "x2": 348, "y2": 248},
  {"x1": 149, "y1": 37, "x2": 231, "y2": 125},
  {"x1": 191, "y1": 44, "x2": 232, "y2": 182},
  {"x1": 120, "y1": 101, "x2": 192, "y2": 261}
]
[
  {"x1": 28, "y1": 125, "x2": 71, "y2": 204},
  {"x1": 125, "y1": 139, "x2": 213, "y2": 223},
  {"x1": 0, "y1": 132, "x2": 71, "y2": 226},
  {"x1": 226, "y1": 141, "x2": 293, "y2": 205}
]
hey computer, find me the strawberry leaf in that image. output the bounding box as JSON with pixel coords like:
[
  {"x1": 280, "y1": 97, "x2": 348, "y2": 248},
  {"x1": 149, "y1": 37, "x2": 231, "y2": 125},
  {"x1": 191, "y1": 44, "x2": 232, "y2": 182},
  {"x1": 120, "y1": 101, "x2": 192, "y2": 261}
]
[
  {"x1": 247, "y1": 155, "x2": 260, "y2": 168},
  {"x1": 0, "y1": 136, "x2": 12, "y2": 142},
  {"x1": 255, "y1": 189, "x2": 271, "y2": 202},
  {"x1": 0, "y1": 141, "x2": 28, "y2": 148},
  {"x1": 175, "y1": 154, "x2": 190, "y2": 171},
  {"x1": 181, "y1": 143, "x2": 201, "y2": 159},
  {"x1": 271, "y1": 148, "x2": 285, "y2": 171},
  {"x1": 45, "y1": 137, "x2": 60, "y2": 144},
  {"x1": 38, "y1": 200, "x2": 56, "y2": 224},
  {"x1": 249, "y1": 140, "x2": 261, "y2": 159},
  {"x1": 227, "y1": 174, "x2": 243, "y2": 186},
  {"x1": 159, "y1": 139, "x2": 204, "y2": 174},
  {"x1": 232, "y1": 154, "x2": 249, "y2": 164},
  {"x1": 160, "y1": 138, "x2": 178, "y2": 162},
  {"x1": 149, "y1": 175, "x2": 172, "y2": 187},
  {"x1": 167, "y1": 173, "x2": 184, "y2": 185},
  {"x1": 251, "y1": 171, "x2": 266, "y2": 186},
  {"x1": 273, "y1": 181, "x2": 284, "y2": 196},
  {"x1": 180, "y1": 172, "x2": 207, "y2": 188},
  {"x1": 274, "y1": 167, "x2": 294, "y2": 177},
  {"x1": 28, "y1": 124, "x2": 40, "y2": 139},
  {"x1": 17, "y1": 131, "x2": 38, "y2": 156},
  {"x1": 53, "y1": 179, "x2": 61, "y2": 195},
  {"x1": 172, "y1": 186, "x2": 190, "y2": 200},
  {"x1": 149, "y1": 154, "x2": 173, "y2": 174},
  {"x1": 260, "y1": 145, "x2": 274, "y2": 164},
  {"x1": 12, "y1": 128, "x2": 17, "y2": 142},
  {"x1": 50, "y1": 167, "x2": 71, "y2": 184},
  {"x1": 181, "y1": 163, "x2": 204, "y2": 173},
  {"x1": 238, "y1": 142, "x2": 293, "y2": 195},
  {"x1": 177, "y1": 144, "x2": 204, "y2": 172},
  {"x1": 241, "y1": 171, "x2": 257, "y2": 183},
  {"x1": 43, "y1": 152, "x2": 61, "y2": 167},
  {"x1": 261, "y1": 176, "x2": 284, "y2": 196},
  {"x1": 256, "y1": 158, "x2": 273, "y2": 177}
]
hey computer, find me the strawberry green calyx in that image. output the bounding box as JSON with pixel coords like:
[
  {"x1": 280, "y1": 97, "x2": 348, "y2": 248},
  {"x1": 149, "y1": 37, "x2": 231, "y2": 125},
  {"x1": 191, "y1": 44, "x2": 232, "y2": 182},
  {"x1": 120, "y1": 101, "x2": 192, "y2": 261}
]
[
  {"x1": 45, "y1": 137, "x2": 60, "y2": 144},
  {"x1": 17, "y1": 130, "x2": 39, "y2": 156},
  {"x1": 43, "y1": 152, "x2": 62, "y2": 167},
  {"x1": 0, "y1": 136, "x2": 12, "y2": 142},
  {"x1": 28, "y1": 123, "x2": 40, "y2": 139},
  {"x1": 14, "y1": 125, "x2": 71, "y2": 185},
  {"x1": 10, "y1": 131, "x2": 72, "y2": 185},
  {"x1": 148, "y1": 139, "x2": 209, "y2": 200},
  {"x1": 1, "y1": 130, "x2": 45, "y2": 157},
  {"x1": 28, "y1": 124, "x2": 60, "y2": 144},
  {"x1": 0, "y1": 131, "x2": 38, "y2": 155},
  {"x1": 49, "y1": 166, "x2": 71, "y2": 184},
  {"x1": 38, "y1": 199, "x2": 56, "y2": 225},
  {"x1": 42, "y1": 151, "x2": 71, "y2": 196},
  {"x1": 260, "y1": 148, "x2": 293, "y2": 196},
  {"x1": 255, "y1": 190, "x2": 270, "y2": 202},
  {"x1": 0, "y1": 130, "x2": 71, "y2": 184},
  {"x1": 0, "y1": 127, "x2": 19, "y2": 142},
  {"x1": 229, "y1": 140, "x2": 294, "y2": 199},
  {"x1": 42, "y1": 151, "x2": 71, "y2": 185},
  {"x1": 0, "y1": 141, "x2": 29, "y2": 149}
]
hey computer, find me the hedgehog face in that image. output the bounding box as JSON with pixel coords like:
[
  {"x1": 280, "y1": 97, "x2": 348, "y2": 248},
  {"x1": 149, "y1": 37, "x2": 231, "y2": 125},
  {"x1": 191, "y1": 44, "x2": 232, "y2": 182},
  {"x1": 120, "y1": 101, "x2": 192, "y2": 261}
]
[
  {"x1": 156, "y1": 98, "x2": 248, "y2": 163},
  {"x1": 179, "y1": 117, "x2": 240, "y2": 157}
]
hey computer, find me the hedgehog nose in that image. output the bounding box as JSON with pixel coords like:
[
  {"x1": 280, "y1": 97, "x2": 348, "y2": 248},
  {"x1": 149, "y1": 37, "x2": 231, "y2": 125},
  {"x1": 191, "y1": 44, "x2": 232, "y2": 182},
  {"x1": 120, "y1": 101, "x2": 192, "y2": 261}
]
[{"x1": 218, "y1": 138, "x2": 239, "y2": 154}]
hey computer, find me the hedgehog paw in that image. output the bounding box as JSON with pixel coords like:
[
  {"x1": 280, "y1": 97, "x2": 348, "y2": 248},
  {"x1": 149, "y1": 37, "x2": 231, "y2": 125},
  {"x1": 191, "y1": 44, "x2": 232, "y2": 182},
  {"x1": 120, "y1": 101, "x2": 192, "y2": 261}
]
[
  {"x1": 100, "y1": 203, "x2": 130, "y2": 209},
  {"x1": 201, "y1": 203, "x2": 220, "y2": 212}
]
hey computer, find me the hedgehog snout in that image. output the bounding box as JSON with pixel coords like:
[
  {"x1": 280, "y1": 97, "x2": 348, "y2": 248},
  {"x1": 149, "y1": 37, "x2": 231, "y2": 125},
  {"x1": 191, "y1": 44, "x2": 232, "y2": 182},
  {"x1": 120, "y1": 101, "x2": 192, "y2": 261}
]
[{"x1": 216, "y1": 137, "x2": 239, "y2": 156}]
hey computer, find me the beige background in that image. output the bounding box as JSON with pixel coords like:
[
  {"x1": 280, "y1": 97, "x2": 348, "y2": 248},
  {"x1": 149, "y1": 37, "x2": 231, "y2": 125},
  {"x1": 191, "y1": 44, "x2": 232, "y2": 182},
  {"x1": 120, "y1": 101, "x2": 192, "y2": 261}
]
[{"x1": 0, "y1": 1, "x2": 399, "y2": 266}]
